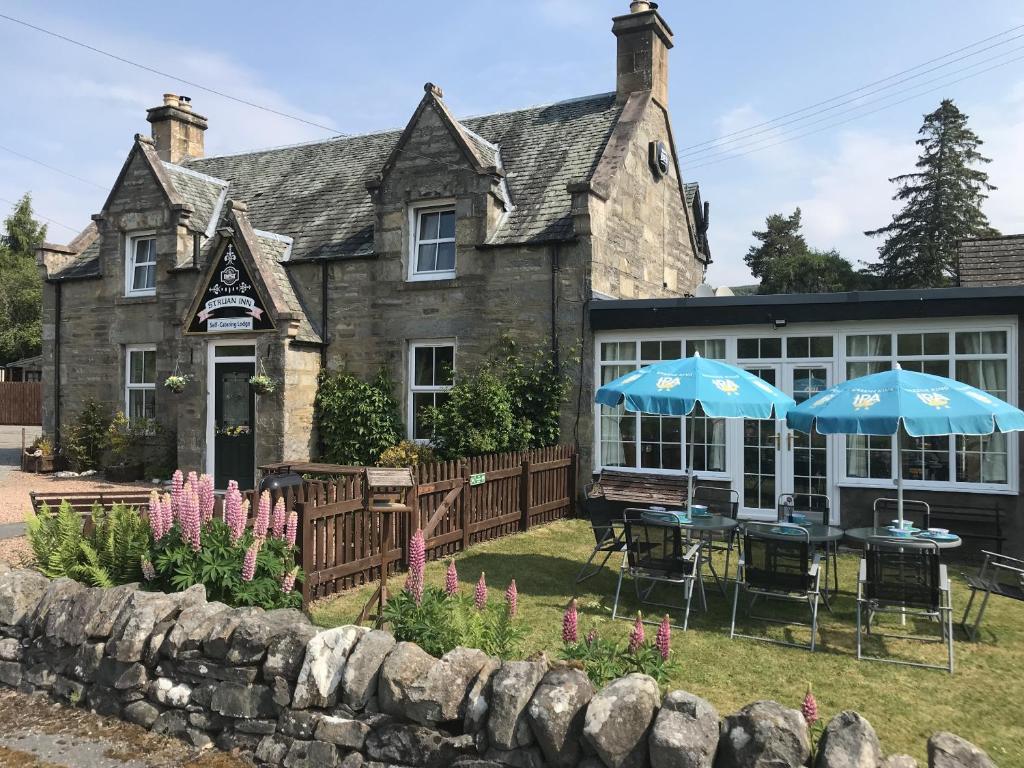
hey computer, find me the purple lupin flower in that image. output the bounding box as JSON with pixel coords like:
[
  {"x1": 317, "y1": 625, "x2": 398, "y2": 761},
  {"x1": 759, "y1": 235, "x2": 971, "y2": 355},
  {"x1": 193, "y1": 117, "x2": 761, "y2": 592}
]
[
  {"x1": 404, "y1": 530, "x2": 426, "y2": 605},
  {"x1": 585, "y1": 628, "x2": 597, "y2": 647},
  {"x1": 474, "y1": 572, "x2": 488, "y2": 610},
  {"x1": 148, "y1": 490, "x2": 165, "y2": 541},
  {"x1": 182, "y1": 486, "x2": 202, "y2": 551},
  {"x1": 198, "y1": 474, "x2": 215, "y2": 522},
  {"x1": 285, "y1": 510, "x2": 298, "y2": 548},
  {"x1": 224, "y1": 481, "x2": 245, "y2": 543},
  {"x1": 444, "y1": 559, "x2": 459, "y2": 596},
  {"x1": 505, "y1": 579, "x2": 518, "y2": 618},
  {"x1": 160, "y1": 493, "x2": 173, "y2": 538},
  {"x1": 655, "y1": 615, "x2": 671, "y2": 661},
  {"x1": 628, "y1": 613, "x2": 645, "y2": 654},
  {"x1": 562, "y1": 599, "x2": 579, "y2": 644},
  {"x1": 170, "y1": 469, "x2": 184, "y2": 520},
  {"x1": 241, "y1": 539, "x2": 260, "y2": 582},
  {"x1": 802, "y1": 685, "x2": 819, "y2": 727},
  {"x1": 281, "y1": 567, "x2": 298, "y2": 594},
  {"x1": 141, "y1": 558, "x2": 156, "y2": 581},
  {"x1": 272, "y1": 498, "x2": 286, "y2": 539},
  {"x1": 254, "y1": 491, "x2": 271, "y2": 539}
]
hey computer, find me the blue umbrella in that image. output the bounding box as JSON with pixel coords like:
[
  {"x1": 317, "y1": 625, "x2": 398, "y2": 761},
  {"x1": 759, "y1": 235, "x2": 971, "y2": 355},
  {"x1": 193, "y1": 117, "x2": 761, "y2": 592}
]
[
  {"x1": 596, "y1": 353, "x2": 795, "y2": 507},
  {"x1": 787, "y1": 364, "x2": 1024, "y2": 524}
]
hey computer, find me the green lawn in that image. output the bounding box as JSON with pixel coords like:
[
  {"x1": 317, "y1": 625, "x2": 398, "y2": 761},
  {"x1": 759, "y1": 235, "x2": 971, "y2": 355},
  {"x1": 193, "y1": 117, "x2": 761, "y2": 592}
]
[{"x1": 310, "y1": 520, "x2": 1023, "y2": 765}]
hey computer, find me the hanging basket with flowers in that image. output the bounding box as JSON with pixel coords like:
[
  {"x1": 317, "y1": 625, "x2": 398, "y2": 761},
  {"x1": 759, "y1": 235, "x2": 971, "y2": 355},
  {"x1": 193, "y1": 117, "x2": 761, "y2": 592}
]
[
  {"x1": 249, "y1": 374, "x2": 277, "y2": 395},
  {"x1": 163, "y1": 374, "x2": 192, "y2": 394}
]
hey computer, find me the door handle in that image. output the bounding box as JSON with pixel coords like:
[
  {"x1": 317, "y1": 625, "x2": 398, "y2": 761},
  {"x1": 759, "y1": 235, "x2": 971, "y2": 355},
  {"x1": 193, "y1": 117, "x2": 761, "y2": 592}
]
[
  {"x1": 787, "y1": 433, "x2": 794, "y2": 451},
  {"x1": 773, "y1": 432, "x2": 781, "y2": 449}
]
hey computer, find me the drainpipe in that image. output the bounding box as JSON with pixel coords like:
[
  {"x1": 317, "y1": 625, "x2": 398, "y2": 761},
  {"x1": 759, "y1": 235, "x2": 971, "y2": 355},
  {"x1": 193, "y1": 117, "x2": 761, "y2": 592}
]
[
  {"x1": 53, "y1": 281, "x2": 62, "y2": 447},
  {"x1": 550, "y1": 243, "x2": 561, "y2": 375}
]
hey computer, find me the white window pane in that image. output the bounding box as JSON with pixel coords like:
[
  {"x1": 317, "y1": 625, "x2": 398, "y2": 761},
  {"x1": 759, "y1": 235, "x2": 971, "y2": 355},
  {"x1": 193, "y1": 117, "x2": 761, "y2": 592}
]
[
  {"x1": 417, "y1": 243, "x2": 437, "y2": 272},
  {"x1": 412, "y1": 392, "x2": 436, "y2": 440},
  {"x1": 420, "y1": 212, "x2": 440, "y2": 240},
  {"x1": 414, "y1": 347, "x2": 433, "y2": 386},
  {"x1": 143, "y1": 351, "x2": 156, "y2": 383},
  {"x1": 847, "y1": 334, "x2": 891, "y2": 356},
  {"x1": 143, "y1": 389, "x2": 156, "y2": 419},
  {"x1": 438, "y1": 210, "x2": 456, "y2": 239},
  {"x1": 435, "y1": 346, "x2": 454, "y2": 385},
  {"x1": 600, "y1": 342, "x2": 636, "y2": 362},
  {"x1": 435, "y1": 241, "x2": 455, "y2": 272}
]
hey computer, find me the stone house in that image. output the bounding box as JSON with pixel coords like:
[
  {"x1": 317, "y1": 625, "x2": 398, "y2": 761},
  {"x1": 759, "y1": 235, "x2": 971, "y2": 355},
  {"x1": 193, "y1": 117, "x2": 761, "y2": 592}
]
[{"x1": 36, "y1": 1, "x2": 709, "y2": 489}]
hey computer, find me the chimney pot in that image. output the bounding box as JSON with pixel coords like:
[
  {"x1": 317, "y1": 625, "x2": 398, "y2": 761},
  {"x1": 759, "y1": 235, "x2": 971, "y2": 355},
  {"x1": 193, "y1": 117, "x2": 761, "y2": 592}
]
[
  {"x1": 178, "y1": 95, "x2": 193, "y2": 112},
  {"x1": 163, "y1": 93, "x2": 179, "y2": 107},
  {"x1": 630, "y1": 1, "x2": 651, "y2": 12}
]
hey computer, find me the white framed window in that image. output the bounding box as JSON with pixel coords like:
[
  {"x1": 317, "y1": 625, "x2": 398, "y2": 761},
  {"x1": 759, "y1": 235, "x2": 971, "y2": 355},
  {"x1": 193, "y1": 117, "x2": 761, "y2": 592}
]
[
  {"x1": 409, "y1": 204, "x2": 456, "y2": 281},
  {"x1": 125, "y1": 233, "x2": 157, "y2": 296},
  {"x1": 125, "y1": 346, "x2": 157, "y2": 422},
  {"x1": 408, "y1": 340, "x2": 455, "y2": 440}
]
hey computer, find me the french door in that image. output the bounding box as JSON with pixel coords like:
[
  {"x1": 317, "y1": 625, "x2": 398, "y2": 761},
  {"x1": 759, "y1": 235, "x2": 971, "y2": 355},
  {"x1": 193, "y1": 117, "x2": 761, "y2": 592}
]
[{"x1": 740, "y1": 363, "x2": 832, "y2": 520}]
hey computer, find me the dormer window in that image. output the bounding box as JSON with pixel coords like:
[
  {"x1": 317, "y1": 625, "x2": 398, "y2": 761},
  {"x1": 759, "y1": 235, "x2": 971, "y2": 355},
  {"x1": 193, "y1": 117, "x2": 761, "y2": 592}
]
[
  {"x1": 409, "y1": 204, "x2": 456, "y2": 281},
  {"x1": 125, "y1": 232, "x2": 157, "y2": 296}
]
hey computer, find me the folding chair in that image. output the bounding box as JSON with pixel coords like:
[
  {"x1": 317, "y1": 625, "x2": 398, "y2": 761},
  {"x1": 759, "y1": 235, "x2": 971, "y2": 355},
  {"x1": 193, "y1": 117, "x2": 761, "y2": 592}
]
[
  {"x1": 856, "y1": 536, "x2": 954, "y2": 673},
  {"x1": 872, "y1": 498, "x2": 931, "y2": 529},
  {"x1": 692, "y1": 485, "x2": 740, "y2": 580},
  {"x1": 961, "y1": 550, "x2": 1024, "y2": 641},
  {"x1": 730, "y1": 522, "x2": 821, "y2": 651},
  {"x1": 574, "y1": 488, "x2": 626, "y2": 587},
  {"x1": 611, "y1": 508, "x2": 703, "y2": 631},
  {"x1": 778, "y1": 492, "x2": 839, "y2": 598}
]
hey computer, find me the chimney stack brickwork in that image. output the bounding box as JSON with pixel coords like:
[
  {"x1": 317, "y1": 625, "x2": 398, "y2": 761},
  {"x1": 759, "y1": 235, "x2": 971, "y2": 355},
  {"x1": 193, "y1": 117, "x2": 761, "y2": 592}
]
[
  {"x1": 612, "y1": 5, "x2": 674, "y2": 106},
  {"x1": 146, "y1": 93, "x2": 208, "y2": 164}
]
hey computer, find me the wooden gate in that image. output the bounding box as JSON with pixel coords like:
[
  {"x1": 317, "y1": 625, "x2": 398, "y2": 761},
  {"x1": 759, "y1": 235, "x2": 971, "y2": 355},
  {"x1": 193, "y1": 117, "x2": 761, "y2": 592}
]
[{"x1": 0, "y1": 381, "x2": 42, "y2": 425}]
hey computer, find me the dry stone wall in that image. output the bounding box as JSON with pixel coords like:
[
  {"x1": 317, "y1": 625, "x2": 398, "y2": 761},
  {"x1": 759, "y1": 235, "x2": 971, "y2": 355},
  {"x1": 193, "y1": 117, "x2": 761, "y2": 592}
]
[{"x1": 0, "y1": 562, "x2": 996, "y2": 768}]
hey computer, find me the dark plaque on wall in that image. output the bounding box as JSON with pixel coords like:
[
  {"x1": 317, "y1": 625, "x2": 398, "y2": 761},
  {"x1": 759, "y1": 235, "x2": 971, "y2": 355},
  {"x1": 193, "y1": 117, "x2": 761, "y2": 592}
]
[
  {"x1": 649, "y1": 140, "x2": 671, "y2": 178},
  {"x1": 187, "y1": 240, "x2": 275, "y2": 334}
]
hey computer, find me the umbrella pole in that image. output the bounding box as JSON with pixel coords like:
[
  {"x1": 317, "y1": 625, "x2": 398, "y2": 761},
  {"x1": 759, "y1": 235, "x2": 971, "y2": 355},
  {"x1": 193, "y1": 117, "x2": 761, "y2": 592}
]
[
  {"x1": 686, "y1": 409, "x2": 696, "y2": 510},
  {"x1": 896, "y1": 427, "x2": 904, "y2": 527}
]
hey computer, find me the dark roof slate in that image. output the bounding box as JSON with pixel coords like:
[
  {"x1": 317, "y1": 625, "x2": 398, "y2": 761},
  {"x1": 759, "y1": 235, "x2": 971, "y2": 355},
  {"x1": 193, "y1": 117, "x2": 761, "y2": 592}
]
[
  {"x1": 184, "y1": 92, "x2": 623, "y2": 258},
  {"x1": 163, "y1": 163, "x2": 227, "y2": 236},
  {"x1": 957, "y1": 235, "x2": 1024, "y2": 287}
]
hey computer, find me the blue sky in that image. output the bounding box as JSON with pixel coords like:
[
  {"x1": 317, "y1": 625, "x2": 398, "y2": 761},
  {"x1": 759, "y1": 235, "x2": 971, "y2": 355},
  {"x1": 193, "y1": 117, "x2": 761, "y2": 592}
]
[{"x1": 2, "y1": 0, "x2": 1023, "y2": 285}]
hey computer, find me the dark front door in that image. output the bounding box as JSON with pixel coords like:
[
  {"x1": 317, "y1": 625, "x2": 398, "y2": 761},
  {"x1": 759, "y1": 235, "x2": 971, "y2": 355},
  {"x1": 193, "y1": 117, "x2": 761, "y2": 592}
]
[{"x1": 214, "y1": 361, "x2": 255, "y2": 490}]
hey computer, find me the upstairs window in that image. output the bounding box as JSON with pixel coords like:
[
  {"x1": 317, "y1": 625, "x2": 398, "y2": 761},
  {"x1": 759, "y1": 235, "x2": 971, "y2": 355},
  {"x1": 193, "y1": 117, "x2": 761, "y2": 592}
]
[
  {"x1": 410, "y1": 205, "x2": 456, "y2": 280},
  {"x1": 126, "y1": 233, "x2": 157, "y2": 296}
]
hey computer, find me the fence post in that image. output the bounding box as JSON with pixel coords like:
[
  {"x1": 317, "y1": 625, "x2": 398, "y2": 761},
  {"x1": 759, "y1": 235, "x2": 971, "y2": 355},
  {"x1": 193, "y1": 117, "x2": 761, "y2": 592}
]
[
  {"x1": 298, "y1": 501, "x2": 314, "y2": 606},
  {"x1": 459, "y1": 460, "x2": 470, "y2": 552},
  {"x1": 520, "y1": 457, "x2": 531, "y2": 532}
]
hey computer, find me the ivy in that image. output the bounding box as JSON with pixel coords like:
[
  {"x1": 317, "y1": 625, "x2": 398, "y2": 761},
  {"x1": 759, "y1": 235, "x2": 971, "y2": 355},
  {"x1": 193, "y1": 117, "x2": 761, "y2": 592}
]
[{"x1": 315, "y1": 368, "x2": 403, "y2": 466}]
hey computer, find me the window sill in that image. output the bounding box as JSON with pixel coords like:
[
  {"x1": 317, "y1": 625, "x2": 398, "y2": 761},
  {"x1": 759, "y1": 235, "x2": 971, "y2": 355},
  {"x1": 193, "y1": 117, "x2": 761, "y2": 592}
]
[
  {"x1": 836, "y1": 480, "x2": 1017, "y2": 496},
  {"x1": 400, "y1": 277, "x2": 459, "y2": 291},
  {"x1": 117, "y1": 293, "x2": 159, "y2": 305}
]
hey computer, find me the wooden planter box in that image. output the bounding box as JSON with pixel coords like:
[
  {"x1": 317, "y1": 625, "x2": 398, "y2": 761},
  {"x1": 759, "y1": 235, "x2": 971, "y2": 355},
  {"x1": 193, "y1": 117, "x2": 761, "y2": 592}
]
[{"x1": 21, "y1": 452, "x2": 55, "y2": 473}]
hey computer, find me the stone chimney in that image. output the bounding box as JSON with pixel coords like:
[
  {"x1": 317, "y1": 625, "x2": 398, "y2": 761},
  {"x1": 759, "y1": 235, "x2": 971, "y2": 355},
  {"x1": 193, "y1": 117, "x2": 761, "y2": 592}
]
[
  {"x1": 612, "y1": 1, "x2": 674, "y2": 106},
  {"x1": 146, "y1": 93, "x2": 208, "y2": 164}
]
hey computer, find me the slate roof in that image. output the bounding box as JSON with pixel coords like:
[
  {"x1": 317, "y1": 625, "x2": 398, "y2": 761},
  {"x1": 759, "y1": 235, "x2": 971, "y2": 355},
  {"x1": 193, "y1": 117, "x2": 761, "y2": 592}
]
[
  {"x1": 251, "y1": 231, "x2": 321, "y2": 344},
  {"x1": 684, "y1": 182, "x2": 699, "y2": 206},
  {"x1": 958, "y1": 235, "x2": 1024, "y2": 287},
  {"x1": 183, "y1": 92, "x2": 623, "y2": 259},
  {"x1": 163, "y1": 163, "x2": 228, "y2": 238}
]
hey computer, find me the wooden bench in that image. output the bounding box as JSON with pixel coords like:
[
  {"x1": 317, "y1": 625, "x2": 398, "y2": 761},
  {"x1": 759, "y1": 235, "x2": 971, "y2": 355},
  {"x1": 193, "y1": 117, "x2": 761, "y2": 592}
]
[
  {"x1": 587, "y1": 469, "x2": 688, "y2": 508},
  {"x1": 929, "y1": 502, "x2": 1005, "y2": 554},
  {"x1": 29, "y1": 491, "x2": 152, "y2": 515}
]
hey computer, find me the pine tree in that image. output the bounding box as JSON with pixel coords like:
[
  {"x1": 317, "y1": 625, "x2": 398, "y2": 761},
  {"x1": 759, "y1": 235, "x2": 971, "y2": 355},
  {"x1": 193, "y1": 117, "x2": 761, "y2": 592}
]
[
  {"x1": 0, "y1": 194, "x2": 47, "y2": 364},
  {"x1": 745, "y1": 208, "x2": 809, "y2": 285},
  {"x1": 865, "y1": 99, "x2": 997, "y2": 287}
]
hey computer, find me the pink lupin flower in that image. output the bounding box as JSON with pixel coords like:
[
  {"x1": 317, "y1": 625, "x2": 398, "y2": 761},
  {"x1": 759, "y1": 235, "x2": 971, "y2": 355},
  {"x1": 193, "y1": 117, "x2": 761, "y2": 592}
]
[
  {"x1": 241, "y1": 540, "x2": 260, "y2": 582},
  {"x1": 281, "y1": 567, "x2": 298, "y2": 594},
  {"x1": 802, "y1": 685, "x2": 819, "y2": 726},
  {"x1": 198, "y1": 474, "x2": 215, "y2": 522},
  {"x1": 474, "y1": 572, "x2": 488, "y2": 610},
  {"x1": 141, "y1": 558, "x2": 156, "y2": 581},
  {"x1": 148, "y1": 490, "x2": 165, "y2": 541},
  {"x1": 655, "y1": 614, "x2": 671, "y2": 661},
  {"x1": 562, "y1": 599, "x2": 579, "y2": 644},
  {"x1": 182, "y1": 486, "x2": 202, "y2": 551},
  {"x1": 285, "y1": 510, "x2": 298, "y2": 548},
  {"x1": 444, "y1": 559, "x2": 459, "y2": 596},
  {"x1": 160, "y1": 493, "x2": 173, "y2": 538},
  {"x1": 170, "y1": 469, "x2": 184, "y2": 520},
  {"x1": 187, "y1": 471, "x2": 199, "y2": 497},
  {"x1": 505, "y1": 579, "x2": 518, "y2": 618},
  {"x1": 224, "y1": 481, "x2": 245, "y2": 543},
  {"x1": 404, "y1": 530, "x2": 426, "y2": 605},
  {"x1": 272, "y1": 498, "x2": 286, "y2": 538},
  {"x1": 628, "y1": 612, "x2": 645, "y2": 654},
  {"x1": 585, "y1": 628, "x2": 597, "y2": 647},
  {"x1": 254, "y1": 491, "x2": 271, "y2": 539}
]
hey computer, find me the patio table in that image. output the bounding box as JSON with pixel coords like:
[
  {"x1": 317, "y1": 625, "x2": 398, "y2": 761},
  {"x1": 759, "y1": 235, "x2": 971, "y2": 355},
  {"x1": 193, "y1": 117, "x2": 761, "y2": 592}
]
[
  {"x1": 844, "y1": 526, "x2": 962, "y2": 550},
  {"x1": 663, "y1": 513, "x2": 738, "y2": 597}
]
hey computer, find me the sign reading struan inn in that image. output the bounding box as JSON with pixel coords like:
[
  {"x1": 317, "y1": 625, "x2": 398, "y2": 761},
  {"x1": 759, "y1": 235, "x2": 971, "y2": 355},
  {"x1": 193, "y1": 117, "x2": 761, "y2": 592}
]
[{"x1": 187, "y1": 241, "x2": 275, "y2": 334}]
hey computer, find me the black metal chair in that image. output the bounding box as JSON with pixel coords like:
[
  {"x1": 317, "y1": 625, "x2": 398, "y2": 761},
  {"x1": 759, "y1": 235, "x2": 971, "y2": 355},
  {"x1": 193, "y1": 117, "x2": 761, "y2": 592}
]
[
  {"x1": 730, "y1": 522, "x2": 821, "y2": 651},
  {"x1": 856, "y1": 536, "x2": 953, "y2": 673},
  {"x1": 777, "y1": 492, "x2": 838, "y2": 598},
  {"x1": 611, "y1": 508, "x2": 703, "y2": 630},
  {"x1": 692, "y1": 485, "x2": 740, "y2": 580},
  {"x1": 574, "y1": 485, "x2": 626, "y2": 587},
  {"x1": 961, "y1": 550, "x2": 1024, "y2": 640},
  {"x1": 872, "y1": 498, "x2": 931, "y2": 529}
]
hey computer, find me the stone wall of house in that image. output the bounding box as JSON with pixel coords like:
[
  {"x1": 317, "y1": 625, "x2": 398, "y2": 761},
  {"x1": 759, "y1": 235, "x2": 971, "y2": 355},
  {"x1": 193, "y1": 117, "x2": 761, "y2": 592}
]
[{"x1": 0, "y1": 564, "x2": 995, "y2": 768}]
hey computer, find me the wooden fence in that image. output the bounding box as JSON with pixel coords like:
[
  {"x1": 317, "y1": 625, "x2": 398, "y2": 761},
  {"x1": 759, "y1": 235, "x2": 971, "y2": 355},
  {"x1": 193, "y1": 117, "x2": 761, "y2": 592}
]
[
  {"x1": 287, "y1": 444, "x2": 578, "y2": 604},
  {"x1": 0, "y1": 381, "x2": 42, "y2": 425}
]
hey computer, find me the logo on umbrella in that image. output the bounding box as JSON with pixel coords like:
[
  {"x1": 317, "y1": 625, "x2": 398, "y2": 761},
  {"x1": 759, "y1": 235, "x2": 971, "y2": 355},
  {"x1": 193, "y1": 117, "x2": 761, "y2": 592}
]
[
  {"x1": 812, "y1": 392, "x2": 838, "y2": 408},
  {"x1": 853, "y1": 393, "x2": 880, "y2": 410},
  {"x1": 620, "y1": 373, "x2": 643, "y2": 385},
  {"x1": 713, "y1": 379, "x2": 740, "y2": 395},
  {"x1": 656, "y1": 376, "x2": 681, "y2": 391},
  {"x1": 917, "y1": 392, "x2": 950, "y2": 409}
]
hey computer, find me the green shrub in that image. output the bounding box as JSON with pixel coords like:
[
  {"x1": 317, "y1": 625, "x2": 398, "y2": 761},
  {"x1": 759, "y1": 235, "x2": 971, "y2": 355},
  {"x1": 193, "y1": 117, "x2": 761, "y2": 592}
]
[
  {"x1": 25, "y1": 500, "x2": 150, "y2": 587},
  {"x1": 498, "y1": 337, "x2": 572, "y2": 450},
  {"x1": 316, "y1": 368, "x2": 403, "y2": 465},
  {"x1": 106, "y1": 411, "x2": 158, "y2": 466},
  {"x1": 62, "y1": 399, "x2": 112, "y2": 471},
  {"x1": 378, "y1": 439, "x2": 437, "y2": 468}
]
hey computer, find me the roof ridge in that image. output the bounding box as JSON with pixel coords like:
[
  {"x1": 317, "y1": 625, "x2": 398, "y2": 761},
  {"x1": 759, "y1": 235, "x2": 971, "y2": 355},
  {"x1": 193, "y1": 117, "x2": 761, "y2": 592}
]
[{"x1": 460, "y1": 91, "x2": 616, "y2": 122}]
